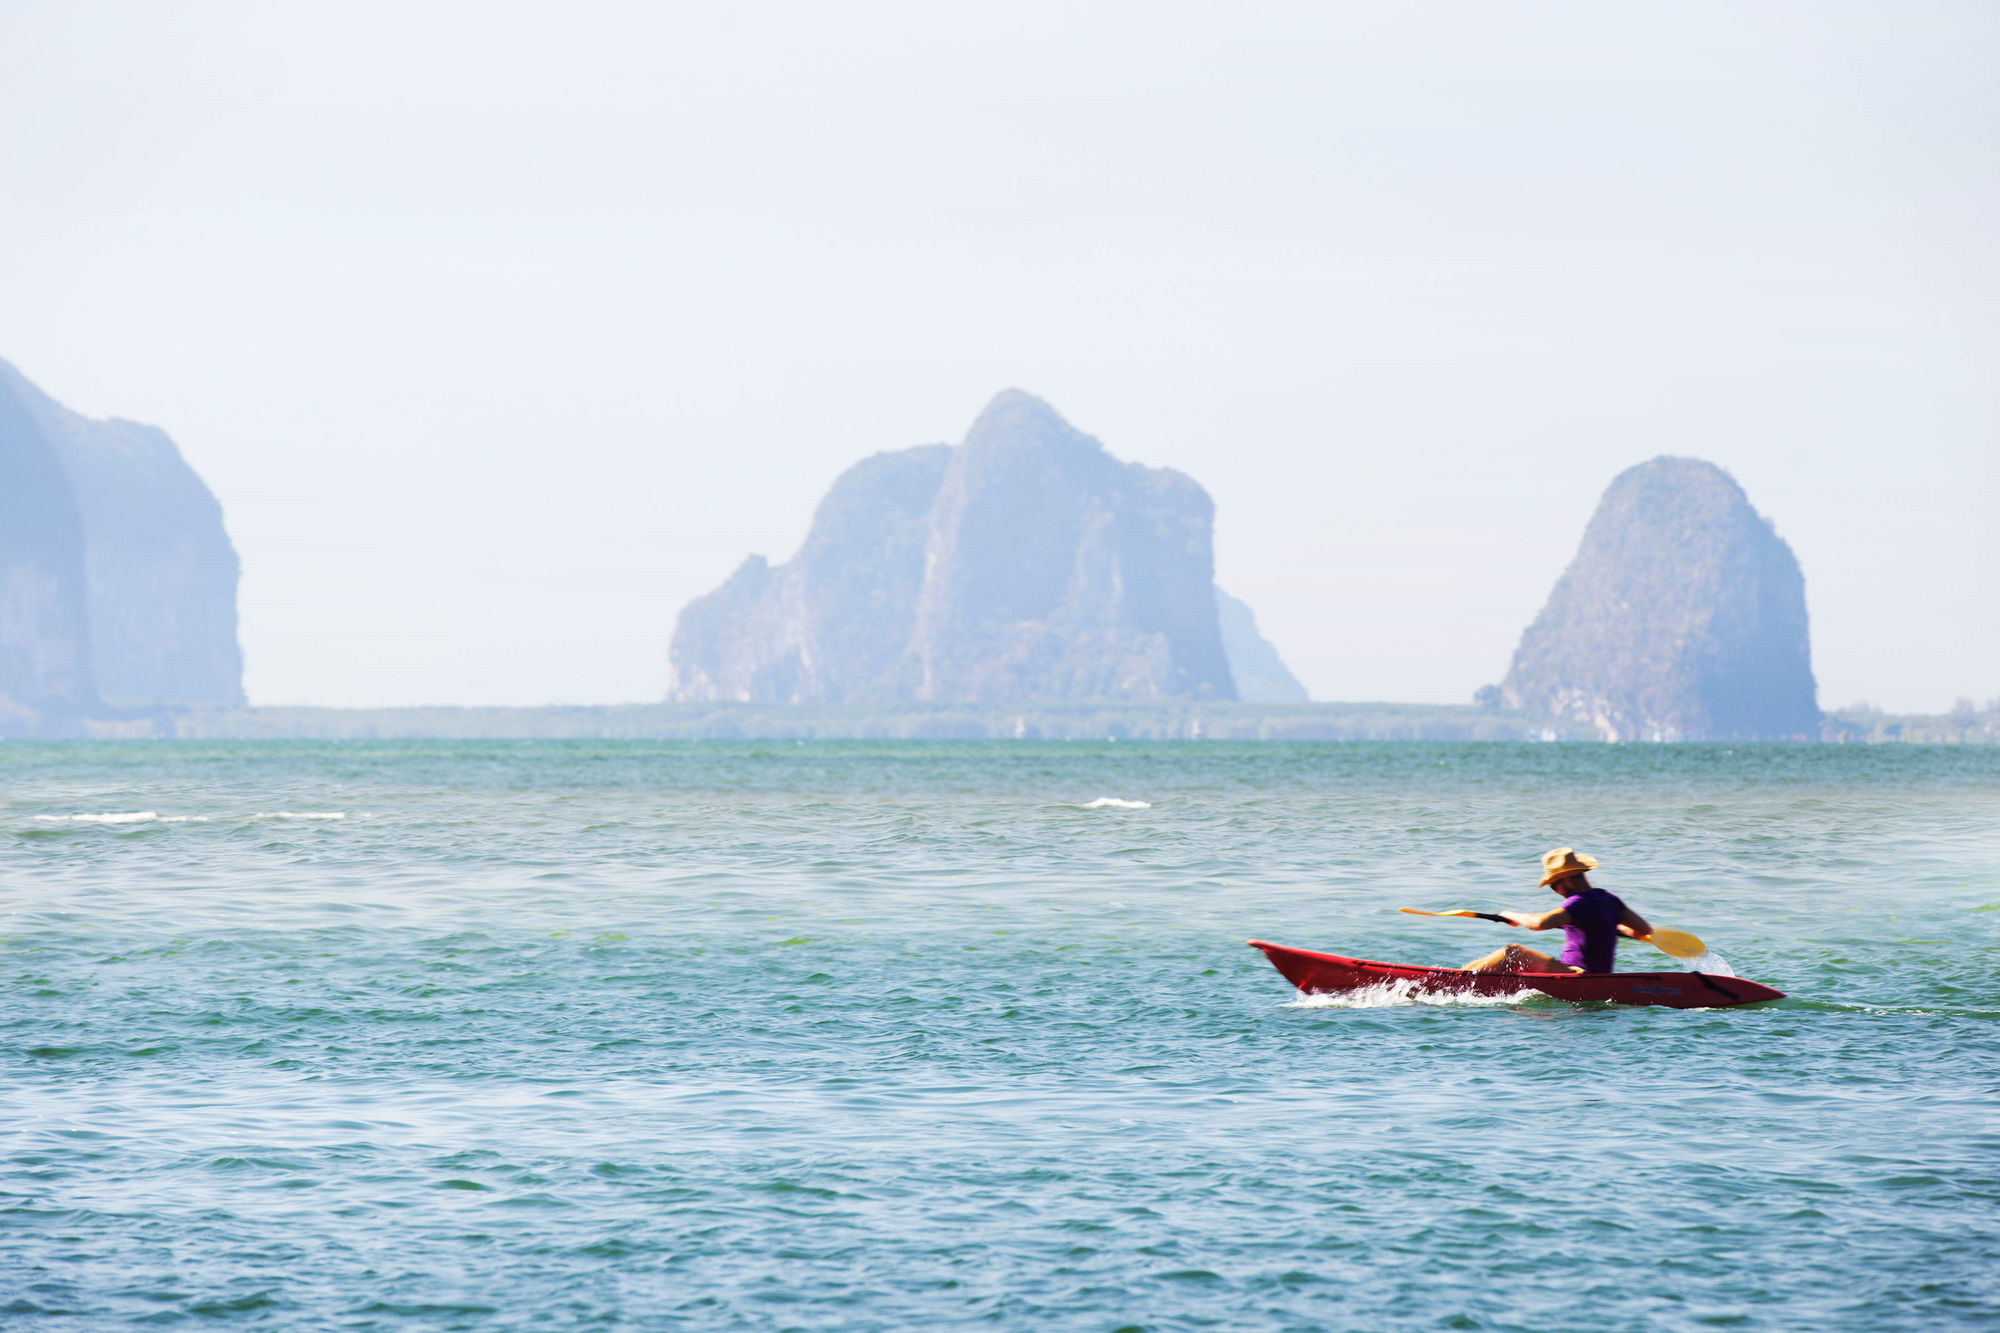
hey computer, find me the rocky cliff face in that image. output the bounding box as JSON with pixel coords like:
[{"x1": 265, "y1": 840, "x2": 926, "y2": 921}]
[
  {"x1": 0, "y1": 361, "x2": 245, "y2": 718},
  {"x1": 670, "y1": 391, "x2": 1241, "y2": 704},
  {"x1": 671, "y1": 444, "x2": 951, "y2": 703},
  {"x1": 0, "y1": 374, "x2": 96, "y2": 729},
  {"x1": 1215, "y1": 588, "x2": 1309, "y2": 703},
  {"x1": 1500, "y1": 456, "x2": 1818, "y2": 740}
]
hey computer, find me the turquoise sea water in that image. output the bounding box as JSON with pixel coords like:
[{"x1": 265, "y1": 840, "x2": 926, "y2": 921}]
[{"x1": 3, "y1": 740, "x2": 1997, "y2": 1330}]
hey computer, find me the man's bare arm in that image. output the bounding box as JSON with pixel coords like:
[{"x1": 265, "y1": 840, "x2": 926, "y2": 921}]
[
  {"x1": 1502, "y1": 908, "x2": 1570, "y2": 931},
  {"x1": 1615, "y1": 905, "x2": 1654, "y2": 939}
]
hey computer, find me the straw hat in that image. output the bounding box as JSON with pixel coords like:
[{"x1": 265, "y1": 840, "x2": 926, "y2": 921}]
[{"x1": 1539, "y1": 847, "x2": 1598, "y2": 887}]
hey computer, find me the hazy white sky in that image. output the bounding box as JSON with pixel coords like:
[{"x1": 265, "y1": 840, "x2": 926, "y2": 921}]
[{"x1": 2, "y1": 1, "x2": 1994, "y2": 711}]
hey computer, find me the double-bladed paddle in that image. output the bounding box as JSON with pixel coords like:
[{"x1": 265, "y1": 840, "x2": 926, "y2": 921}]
[{"x1": 1398, "y1": 907, "x2": 1707, "y2": 959}]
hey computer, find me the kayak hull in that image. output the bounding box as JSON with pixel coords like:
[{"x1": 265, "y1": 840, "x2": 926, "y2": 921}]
[{"x1": 1247, "y1": 940, "x2": 1784, "y2": 1009}]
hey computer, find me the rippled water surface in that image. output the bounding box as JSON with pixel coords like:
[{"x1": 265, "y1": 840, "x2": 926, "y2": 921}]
[{"x1": 4, "y1": 740, "x2": 1998, "y2": 1330}]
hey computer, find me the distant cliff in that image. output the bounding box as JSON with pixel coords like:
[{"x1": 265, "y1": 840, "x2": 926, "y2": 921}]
[
  {"x1": 1215, "y1": 589, "x2": 1309, "y2": 703},
  {"x1": 672, "y1": 391, "x2": 1280, "y2": 705},
  {"x1": 0, "y1": 361, "x2": 245, "y2": 726},
  {"x1": 0, "y1": 374, "x2": 96, "y2": 729},
  {"x1": 1499, "y1": 456, "x2": 1818, "y2": 741}
]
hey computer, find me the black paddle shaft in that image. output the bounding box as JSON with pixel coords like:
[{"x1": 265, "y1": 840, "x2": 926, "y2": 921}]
[{"x1": 1471, "y1": 912, "x2": 1509, "y2": 923}]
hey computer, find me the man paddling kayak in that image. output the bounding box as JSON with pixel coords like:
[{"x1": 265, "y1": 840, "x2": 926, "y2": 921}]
[{"x1": 1463, "y1": 848, "x2": 1652, "y2": 975}]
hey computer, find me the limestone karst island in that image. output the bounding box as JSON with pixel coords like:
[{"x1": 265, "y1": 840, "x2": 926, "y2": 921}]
[
  {"x1": 669, "y1": 390, "x2": 1304, "y2": 708},
  {"x1": 1493, "y1": 457, "x2": 1821, "y2": 742},
  {"x1": 0, "y1": 360, "x2": 244, "y2": 735}
]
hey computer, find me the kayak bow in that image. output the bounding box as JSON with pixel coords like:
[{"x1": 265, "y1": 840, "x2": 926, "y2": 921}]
[{"x1": 1247, "y1": 940, "x2": 1784, "y2": 1009}]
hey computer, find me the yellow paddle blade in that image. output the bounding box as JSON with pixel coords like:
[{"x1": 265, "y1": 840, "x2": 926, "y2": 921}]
[
  {"x1": 1399, "y1": 908, "x2": 1481, "y2": 918},
  {"x1": 1644, "y1": 927, "x2": 1707, "y2": 959}
]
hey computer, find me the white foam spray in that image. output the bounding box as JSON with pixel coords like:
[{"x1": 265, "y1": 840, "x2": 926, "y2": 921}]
[{"x1": 1284, "y1": 980, "x2": 1529, "y2": 1009}]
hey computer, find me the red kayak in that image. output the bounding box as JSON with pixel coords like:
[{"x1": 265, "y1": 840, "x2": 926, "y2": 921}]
[{"x1": 1248, "y1": 940, "x2": 1785, "y2": 1009}]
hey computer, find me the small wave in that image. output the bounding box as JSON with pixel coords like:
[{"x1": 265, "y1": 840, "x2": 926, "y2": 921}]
[
  {"x1": 36, "y1": 812, "x2": 156, "y2": 824},
  {"x1": 31, "y1": 810, "x2": 343, "y2": 826},
  {"x1": 1284, "y1": 980, "x2": 1528, "y2": 1009},
  {"x1": 32, "y1": 812, "x2": 208, "y2": 825},
  {"x1": 1079, "y1": 797, "x2": 1151, "y2": 810}
]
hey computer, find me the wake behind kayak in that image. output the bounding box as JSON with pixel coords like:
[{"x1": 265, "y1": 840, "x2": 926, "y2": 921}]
[{"x1": 1248, "y1": 940, "x2": 1784, "y2": 1009}]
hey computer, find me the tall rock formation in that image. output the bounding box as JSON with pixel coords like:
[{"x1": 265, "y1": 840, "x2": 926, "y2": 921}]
[
  {"x1": 1215, "y1": 588, "x2": 1309, "y2": 703},
  {"x1": 0, "y1": 374, "x2": 96, "y2": 729},
  {"x1": 670, "y1": 391, "x2": 1240, "y2": 704},
  {"x1": 0, "y1": 362, "x2": 245, "y2": 708},
  {"x1": 1500, "y1": 456, "x2": 1818, "y2": 741}
]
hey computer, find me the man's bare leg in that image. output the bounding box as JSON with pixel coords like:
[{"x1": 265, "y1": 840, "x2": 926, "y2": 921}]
[{"x1": 1464, "y1": 942, "x2": 1576, "y2": 974}]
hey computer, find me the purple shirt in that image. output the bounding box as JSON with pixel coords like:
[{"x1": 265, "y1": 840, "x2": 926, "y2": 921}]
[{"x1": 1559, "y1": 887, "x2": 1625, "y2": 972}]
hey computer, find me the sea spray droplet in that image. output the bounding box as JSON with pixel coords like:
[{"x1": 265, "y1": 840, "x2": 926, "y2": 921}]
[{"x1": 1686, "y1": 952, "x2": 1737, "y2": 978}]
